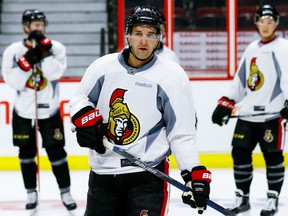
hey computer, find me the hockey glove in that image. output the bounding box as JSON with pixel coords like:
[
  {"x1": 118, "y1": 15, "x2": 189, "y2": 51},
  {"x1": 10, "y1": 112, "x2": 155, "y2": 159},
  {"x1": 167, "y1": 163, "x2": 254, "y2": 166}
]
[
  {"x1": 72, "y1": 106, "x2": 106, "y2": 154},
  {"x1": 280, "y1": 100, "x2": 288, "y2": 119},
  {"x1": 18, "y1": 48, "x2": 41, "y2": 71},
  {"x1": 28, "y1": 30, "x2": 52, "y2": 58},
  {"x1": 181, "y1": 166, "x2": 211, "y2": 214},
  {"x1": 212, "y1": 96, "x2": 235, "y2": 126}
]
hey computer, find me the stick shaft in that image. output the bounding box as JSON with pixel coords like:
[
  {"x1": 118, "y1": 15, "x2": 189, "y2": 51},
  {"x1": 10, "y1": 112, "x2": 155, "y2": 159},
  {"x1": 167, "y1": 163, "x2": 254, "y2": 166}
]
[
  {"x1": 229, "y1": 111, "x2": 279, "y2": 118},
  {"x1": 103, "y1": 139, "x2": 235, "y2": 216},
  {"x1": 31, "y1": 39, "x2": 40, "y2": 192},
  {"x1": 34, "y1": 88, "x2": 40, "y2": 192}
]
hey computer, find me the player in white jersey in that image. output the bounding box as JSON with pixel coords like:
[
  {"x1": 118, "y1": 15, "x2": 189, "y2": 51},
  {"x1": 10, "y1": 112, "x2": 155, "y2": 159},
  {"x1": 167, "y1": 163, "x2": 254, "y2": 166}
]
[
  {"x1": 69, "y1": 6, "x2": 211, "y2": 216},
  {"x1": 212, "y1": 4, "x2": 287, "y2": 216},
  {"x1": 156, "y1": 40, "x2": 180, "y2": 64},
  {"x1": 155, "y1": 12, "x2": 180, "y2": 64},
  {"x1": 2, "y1": 9, "x2": 76, "y2": 214}
]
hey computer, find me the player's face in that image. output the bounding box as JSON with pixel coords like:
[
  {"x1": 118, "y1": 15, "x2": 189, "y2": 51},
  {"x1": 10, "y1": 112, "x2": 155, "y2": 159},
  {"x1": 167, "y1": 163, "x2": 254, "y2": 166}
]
[
  {"x1": 24, "y1": 20, "x2": 46, "y2": 35},
  {"x1": 29, "y1": 20, "x2": 46, "y2": 34},
  {"x1": 256, "y1": 17, "x2": 277, "y2": 42},
  {"x1": 127, "y1": 25, "x2": 160, "y2": 67}
]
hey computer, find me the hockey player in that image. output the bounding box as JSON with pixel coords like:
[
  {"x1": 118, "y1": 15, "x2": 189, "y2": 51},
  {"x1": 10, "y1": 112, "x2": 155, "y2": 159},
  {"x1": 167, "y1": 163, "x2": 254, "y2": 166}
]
[
  {"x1": 211, "y1": 4, "x2": 287, "y2": 216},
  {"x1": 155, "y1": 12, "x2": 180, "y2": 63},
  {"x1": 1, "y1": 9, "x2": 77, "y2": 214},
  {"x1": 69, "y1": 6, "x2": 211, "y2": 216}
]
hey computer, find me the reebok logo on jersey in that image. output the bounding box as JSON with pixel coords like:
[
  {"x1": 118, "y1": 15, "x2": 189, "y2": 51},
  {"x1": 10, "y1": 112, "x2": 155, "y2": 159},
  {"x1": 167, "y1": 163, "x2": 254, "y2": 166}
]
[{"x1": 135, "y1": 81, "x2": 152, "y2": 88}]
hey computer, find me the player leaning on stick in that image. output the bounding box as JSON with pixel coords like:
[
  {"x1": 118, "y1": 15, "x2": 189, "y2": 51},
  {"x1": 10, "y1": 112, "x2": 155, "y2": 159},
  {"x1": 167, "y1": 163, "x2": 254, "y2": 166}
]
[
  {"x1": 212, "y1": 4, "x2": 287, "y2": 216},
  {"x1": 69, "y1": 6, "x2": 211, "y2": 216},
  {"x1": 1, "y1": 9, "x2": 76, "y2": 214}
]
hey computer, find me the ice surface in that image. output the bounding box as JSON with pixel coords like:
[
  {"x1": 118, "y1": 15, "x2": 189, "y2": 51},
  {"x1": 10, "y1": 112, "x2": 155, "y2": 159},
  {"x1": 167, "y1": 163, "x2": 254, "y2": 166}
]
[{"x1": 0, "y1": 168, "x2": 287, "y2": 215}]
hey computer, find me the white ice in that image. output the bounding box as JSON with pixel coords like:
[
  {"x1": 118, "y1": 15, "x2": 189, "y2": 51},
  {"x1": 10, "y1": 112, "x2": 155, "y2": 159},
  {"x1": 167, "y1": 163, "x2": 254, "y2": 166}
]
[{"x1": 0, "y1": 168, "x2": 287, "y2": 216}]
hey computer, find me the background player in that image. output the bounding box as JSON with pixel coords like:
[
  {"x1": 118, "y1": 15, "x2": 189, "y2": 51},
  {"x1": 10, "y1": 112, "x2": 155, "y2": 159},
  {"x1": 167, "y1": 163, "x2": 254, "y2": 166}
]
[
  {"x1": 1, "y1": 9, "x2": 77, "y2": 214},
  {"x1": 155, "y1": 12, "x2": 180, "y2": 63},
  {"x1": 212, "y1": 4, "x2": 287, "y2": 216}
]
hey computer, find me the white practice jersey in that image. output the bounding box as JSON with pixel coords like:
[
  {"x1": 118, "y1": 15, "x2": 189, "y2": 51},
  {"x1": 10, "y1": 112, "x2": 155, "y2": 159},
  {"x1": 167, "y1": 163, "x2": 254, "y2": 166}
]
[
  {"x1": 155, "y1": 44, "x2": 180, "y2": 64},
  {"x1": 2, "y1": 39, "x2": 66, "y2": 119},
  {"x1": 69, "y1": 49, "x2": 199, "y2": 175},
  {"x1": 226, "y1": 36, "x2": 288, "y2": 122}
]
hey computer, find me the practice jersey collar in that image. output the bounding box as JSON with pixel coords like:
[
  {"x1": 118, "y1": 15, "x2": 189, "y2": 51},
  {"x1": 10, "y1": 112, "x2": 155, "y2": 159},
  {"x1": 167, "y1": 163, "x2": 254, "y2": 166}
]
[
  {"x1": 260, "y1": 35, "x2": 277, "y2": 45},
  {"x1": 118, "y1": 48, "x2": 158, "y2": 75}
]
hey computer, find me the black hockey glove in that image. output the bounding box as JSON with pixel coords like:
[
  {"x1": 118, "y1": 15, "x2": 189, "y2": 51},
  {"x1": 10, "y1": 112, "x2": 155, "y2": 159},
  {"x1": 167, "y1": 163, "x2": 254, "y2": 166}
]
[
  {"x1": 18, "y1": 48, "x2": 42, "y2": 71},
  {"x1": 72, "y1": 106, "x2": 106, "y2": 154},
  {"x1": 25, "y1": 48, "x2": 42, "y2": 64},
  {"x1": 280, "y1": 100, "x2": 288, "y2": 119},
  {"x1": 212, "y1": 96, "x2": 235, "y2": 126},
  {"x1": 28, "y1": 30, "x2": 52, "y2": 58},
  {"x1": 181, "y1": 166, "x2": 211, "y2": 214}
]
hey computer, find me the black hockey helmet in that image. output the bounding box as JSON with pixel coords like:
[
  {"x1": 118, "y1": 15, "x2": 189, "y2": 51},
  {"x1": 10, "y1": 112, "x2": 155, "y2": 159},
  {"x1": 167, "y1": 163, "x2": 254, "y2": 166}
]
[
  {"x1": 22, "y1": 9, "x2": 47, "y2": 25},
  {"x1": 125, "y1": 6, "x2": 163, "y2": 35},
  {"x1": 254, "y1": 4, "x2": 279, "y2": 25}
]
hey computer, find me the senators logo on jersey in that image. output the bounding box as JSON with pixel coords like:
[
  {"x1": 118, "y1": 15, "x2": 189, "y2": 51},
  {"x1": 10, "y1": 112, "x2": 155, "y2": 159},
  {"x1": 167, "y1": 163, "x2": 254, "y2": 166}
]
[
  {"x1": 25, "y1": 66, "x2": 47, "y2": 91},
  {"x1": 247, "y1": 57, "x2": 264, "y2": 91},
  {"x1": 106, "y1": 88, "x2": 140, "y2": 145}
]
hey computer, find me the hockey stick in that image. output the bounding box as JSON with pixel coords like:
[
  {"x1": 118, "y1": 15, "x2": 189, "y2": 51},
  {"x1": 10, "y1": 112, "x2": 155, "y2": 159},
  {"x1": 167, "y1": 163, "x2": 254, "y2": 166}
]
[
  {"x1": 227, "y1": 111, "x2": 279, "y2": 119},
  {"x1": 102, "y1": 138, "x2": 235, "y2": 216},
  {"x1": 100, "y1": 28, "x2": 105, "y2": 57},
  {"x1": 32, "y1": 39, "x2": 40, "y2": 192}
]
